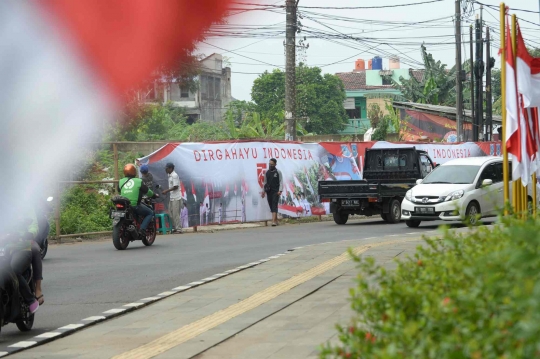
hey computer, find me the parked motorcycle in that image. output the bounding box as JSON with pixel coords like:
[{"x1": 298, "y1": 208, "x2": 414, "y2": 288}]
[
  {"x1": 110, "y1": 187, "x2": 158, "y2": 250},
  {"x1": 35, "y1": 197, "x2": 53, "y2": 259},
  {"x1": 0, "y1": 235, "x2": 36, "y2": 333}
]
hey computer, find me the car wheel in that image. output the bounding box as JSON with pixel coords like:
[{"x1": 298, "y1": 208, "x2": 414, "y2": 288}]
[
  {"x1": 387, "y1": 199, "x2": 402, "y2": 224},
  {"x1": 333, "y1": 212, "x2": 349, "y2": 225},
  {"x1": 405, "y1": 220, "x2": 421, "y2": 228},
  {"x1": 465, "y1": 202, "x2": 481, "y2": 226}
]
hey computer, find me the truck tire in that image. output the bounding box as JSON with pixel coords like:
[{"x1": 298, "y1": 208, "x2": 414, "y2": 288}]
[
  {"x1": 333, "y1": 212, "x2": 349, "y2": 225},
  {"x1": 387, "y1": 199, "x2": 402, "y2": 224},
  {"x1": 406, "y1": 220, "x2": 421, "y2": 228},
  {"x1": 381, "y1": 213, "x2": 389, "y2": 222}
]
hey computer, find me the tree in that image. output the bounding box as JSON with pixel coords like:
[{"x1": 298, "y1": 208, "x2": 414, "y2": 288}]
[
  {"x1": 528, "y1": 47, "x2": 540, "y2": 57},
  {"x1": 251, "y1": 64, "x2": 349, "y2": 135},
  {"x1": 392, "y1": 45, "x2": 456, "y2": 106}
]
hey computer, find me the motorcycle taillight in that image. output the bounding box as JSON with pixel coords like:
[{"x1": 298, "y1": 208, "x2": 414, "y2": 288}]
[{"x1": 116, "y1": 204, "x2": 124, "y2": 209}]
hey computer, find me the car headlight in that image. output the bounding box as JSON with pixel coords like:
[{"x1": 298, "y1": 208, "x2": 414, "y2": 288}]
[
  {"x1": 445, "y1": 190, "x2": 464, "y2": 202},
  {"x1": 405, "y1": 190, "x2": 412, "y2": 201}
]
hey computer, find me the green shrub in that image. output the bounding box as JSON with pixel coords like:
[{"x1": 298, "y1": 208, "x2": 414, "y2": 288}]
[{"x1": 320, "y1": 215, "x2": 540, "y2": 358}]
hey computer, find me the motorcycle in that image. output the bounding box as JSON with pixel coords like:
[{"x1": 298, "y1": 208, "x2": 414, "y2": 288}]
[
  {"x1": 0, "y1": 235, "x2": 36, "y2": 333},
  {"x1": 110, "y1": 186, "x2": 159, "y2": 250},
  {"x1": 35, "y1": 197, "x2": 54, "y2": 259}
]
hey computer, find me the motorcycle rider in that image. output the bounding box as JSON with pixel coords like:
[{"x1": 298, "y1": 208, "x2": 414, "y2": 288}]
[{"x1": 118, "y1": 164, "x2": 157, "y2": 239}]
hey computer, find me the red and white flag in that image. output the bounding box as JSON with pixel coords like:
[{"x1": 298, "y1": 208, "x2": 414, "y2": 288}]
[
  {"x1": 516, "y1": 25, "x2": 540, "y2": 177},
  {"x1": 293, "y1": 174, "x2": 304, "y2": 191},
  {"x1": 180, "y1": 181, "x2": 187, "y2": 201},
  {"x1": 234, "y1": 183, "x2": 238, "y2": 196},
  {"x1": 224, "y1": 184, "x2": 229, "y2": 198},
  {"x1": 505, "y1": 19, "x2": 530, "y2": 185},
  {"x1": 191, "y1": 182, "x2": 197, "y2": 202},
  {"x1": 242, "y1": 179, "x2": 249, "y2": 195},
  {"x1": 0, "y1": 0, "x2": 233, "y2": 230}
]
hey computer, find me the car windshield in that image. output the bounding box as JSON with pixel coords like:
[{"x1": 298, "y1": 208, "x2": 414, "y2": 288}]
[{"x1": 422, "y1": 165, "x2": 481, "y2": 184}]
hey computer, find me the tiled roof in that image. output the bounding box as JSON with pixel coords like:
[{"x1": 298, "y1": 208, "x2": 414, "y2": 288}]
[{"x1": 336, "y1": 69, "x2": 426, "y2": 91}]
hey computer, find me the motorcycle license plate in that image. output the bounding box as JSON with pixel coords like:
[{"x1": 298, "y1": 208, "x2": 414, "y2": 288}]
[{"x1": 112, "y1": 211, "x2": 126, "y2": 218}]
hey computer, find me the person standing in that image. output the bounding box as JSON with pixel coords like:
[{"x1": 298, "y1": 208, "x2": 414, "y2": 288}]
[
  {"x1": 180, "y1": 201, "x2": 189, "y2": 229},
  {"x1": 199, "y1": 202, "x2": 205, "y2": 225},
  {"x1": 218, "y1": 203, "x2": 222, "y2": 225},
  {"x1": 261, "y1": 158, "x2": 283, "y2": 226},
  {"x1": 241, "y1": 198, "x2": 246, "y2": 223},
  {"x1": 140, "y1": 164, "x2": 154, "y2": 188},
  {"x1": 162, "y1": 163, "x2": 182, "y2": 234},
  {"x1": 205, "y1": 203, "x2": 210, "y2": 225}
]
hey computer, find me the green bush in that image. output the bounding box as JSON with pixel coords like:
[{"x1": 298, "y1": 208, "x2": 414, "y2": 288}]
[{"x1": 320, "y1": 215, "x2": 540, "y2": 358}]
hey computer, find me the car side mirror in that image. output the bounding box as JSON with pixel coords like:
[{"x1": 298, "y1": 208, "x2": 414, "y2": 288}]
[
  {"x1": 416, "y1": 179, "x2": 423, "y2": 185},
  {"x1": 482, "y1": 179, "x2": 493, "y2": 187}
]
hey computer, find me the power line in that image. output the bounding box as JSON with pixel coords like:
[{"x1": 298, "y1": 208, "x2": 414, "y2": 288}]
[{"x1": 296, "y1": 0, "x2": 444, "y2": 10}]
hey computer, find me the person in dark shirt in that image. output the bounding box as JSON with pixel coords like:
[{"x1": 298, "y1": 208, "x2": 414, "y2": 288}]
[{"x1": 261, "y1": 158, "x2": 283, "y2": 226}]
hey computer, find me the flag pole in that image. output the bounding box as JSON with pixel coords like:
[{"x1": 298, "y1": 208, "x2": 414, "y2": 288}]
[
  {"x1": 512, "y1": 13, "x2": 527, "y2": 215},
  {"x1": 501, "y1": 2, "x2": 510, "y2": 213}
]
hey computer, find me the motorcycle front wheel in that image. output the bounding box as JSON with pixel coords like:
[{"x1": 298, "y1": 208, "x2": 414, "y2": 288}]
[
  {"x1": 40, "y1": 238, "x2": 48, "y2": 259},
  {"x1": 112, "y1": 222, "x2": 130, "y2": 250}
]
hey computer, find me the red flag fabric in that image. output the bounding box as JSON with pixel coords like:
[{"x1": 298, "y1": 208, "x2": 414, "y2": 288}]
[{"x1": 191, "y1": 182, "x2": 197, "y2": 202}]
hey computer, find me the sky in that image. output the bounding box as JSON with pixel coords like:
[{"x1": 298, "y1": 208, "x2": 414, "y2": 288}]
[{"x1": 196, "y1": 0, "x2": 540, "y2": 102}]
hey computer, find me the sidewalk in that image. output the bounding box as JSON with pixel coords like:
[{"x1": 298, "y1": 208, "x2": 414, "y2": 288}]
[{"x1": 8, "y1": 226, "x2": 474, "y2": 359}]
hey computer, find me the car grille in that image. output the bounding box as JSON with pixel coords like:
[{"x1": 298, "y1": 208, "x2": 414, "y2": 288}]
[{"x1": 412, "y1": 195, "x2": 444, "y2": 204}]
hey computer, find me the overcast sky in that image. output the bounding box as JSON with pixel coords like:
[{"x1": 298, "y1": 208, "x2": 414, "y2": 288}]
[{"x1": 197, "y1": 0, "x2": 540, "y2": 101}]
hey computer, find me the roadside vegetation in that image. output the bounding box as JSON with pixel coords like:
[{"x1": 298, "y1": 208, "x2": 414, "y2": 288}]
[{"x1": 320, "y1": 213, "x2": 540, "y2": 358}]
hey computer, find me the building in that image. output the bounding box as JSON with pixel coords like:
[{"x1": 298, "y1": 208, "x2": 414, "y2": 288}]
[
  {"x1": 335, "y1": 56, "x2": 424, "y2": 136},
  {"x1": 143, "y1": 53, "x2": 233, "y2": 123}
]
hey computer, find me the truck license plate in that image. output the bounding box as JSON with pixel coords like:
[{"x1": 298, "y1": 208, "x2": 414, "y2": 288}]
[
  {"x1": 342, "y1": 199, "x2": 359, "y2": 206},
  {"x1": 415, "y1": 207, "x2": 435, "y2": 213}
]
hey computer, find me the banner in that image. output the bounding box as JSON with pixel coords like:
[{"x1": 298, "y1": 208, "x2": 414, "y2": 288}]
[{"x1": 138, "y1": 140, "x2": 500, "y2": 225}]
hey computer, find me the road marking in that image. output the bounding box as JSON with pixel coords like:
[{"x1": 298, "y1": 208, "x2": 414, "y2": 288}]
[
  {"x1": 158, "y1": 291, "x2": 177, "y2": 297},
  {"x1": 82, "y1": 316, "x2": 106, "y2": 321},
  {"x1": 58, "y1": 324, "x2": 85, "y2": 330},
  {"x1": 141, "y1": 297, "x2": 161, "y2": 301},
  {"x1": 0, "y1": 352, "x2": 8, "y2": 357},
  {"x1": 112, "y1": 238, "x2": 419, "y2": 359},
  {"x1": 103, "y1": 309, "x2": 126, "y2": 314},
  {"x1": 9, "y1": 341, "x2": 37, "y2": 348},
  {"x1": 171, "y1": 286, "x2": 191, "y2": 291},
  {"x1": 34, "y1": 332, "x2": 62, "y2": 339}
]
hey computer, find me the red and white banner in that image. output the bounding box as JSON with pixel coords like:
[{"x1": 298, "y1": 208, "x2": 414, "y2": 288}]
[{"x1": 138, "y1": 140, "x2": 499, "y2": 225}]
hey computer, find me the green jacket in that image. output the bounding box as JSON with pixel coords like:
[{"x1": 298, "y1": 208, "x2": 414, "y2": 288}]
[{"x1": 119, "y1": 177, "x2": 154, "y2": 206}]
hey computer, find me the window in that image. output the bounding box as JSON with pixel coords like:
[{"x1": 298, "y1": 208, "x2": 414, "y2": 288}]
[
  {"x1": 423, "y1": 165, "x2": 481, "y2": 184},
  {"x1": 384, "y1": 155, "x2": 406, "y2": 167},
  {"x1": 180, "y1": 86, "x2": 189, "y2": 98},
  {"x1": 420, "y1": 154, "x2": 433, "y2": 177},
  {"x1": 478, "y1": 162, "x2": 502, "y2": 186},
  {"x1": 346, "y1": 107, "x2": 361, "y2": 119}
]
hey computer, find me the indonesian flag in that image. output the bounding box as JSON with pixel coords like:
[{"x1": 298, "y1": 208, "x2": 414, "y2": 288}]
[
  {"x1": 303, "y1": 167, "x2": 315, "y2": 194},
  {"x1": 242, "y1": 179, "x2": 249, "y2": 195},
  {"x1": 517, "y1": 26, "x2": 540, "y2": 109},
  {"x1": 234, "y1": 183, "x2": 238, "y2": 196},
  {"x1": 203, "y1": 183, "x2": 210, "y2": 208},
  {"x1": 517, "y1": 25, "x2": 540, "y2": 176},
  {"x1": 293, "y1": 174, "x2": 304, "y2": 191},
  {"x1": 192, "y1": 182, "x2": 197, "y2": 202},
  {"x1": 224, "y1": 184, "x2": 229, "y2": 198},
  {"x1": 0, "y1": 0, "x2": 232, "y2": 232},
  {"x1": 180, "y1": 181, "x2": 187, "y2": 201},
  {"x1": 505, "y1": 20, "x2": 522, "y2": 183}
]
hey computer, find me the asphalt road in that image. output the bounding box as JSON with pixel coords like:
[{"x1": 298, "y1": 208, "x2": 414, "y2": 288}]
[{"x1": 0, "y1": 217, "x2": 474, "y2": 348}]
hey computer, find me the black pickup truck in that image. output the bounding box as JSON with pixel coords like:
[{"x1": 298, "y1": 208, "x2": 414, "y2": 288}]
[{"x1": 318, "y1": 147, "x2": 436, "y2": 225}]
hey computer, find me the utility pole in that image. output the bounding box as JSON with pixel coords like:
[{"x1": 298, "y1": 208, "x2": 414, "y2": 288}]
[
  {"x1": 485, "y1": 27, "x2": 493, "y2": 141},
  {"x1": 284, "y1": 0, "x2": 297, "y2": 141},
  {"x1": 455, "y1": 0, "x2": 464, "y2": 141},
  {"x1": 474, "y1": 11, "x2": 484, "y2": 141},
  {"x1": 470, "y1": 25, "x2": 475, "y2": 142}
]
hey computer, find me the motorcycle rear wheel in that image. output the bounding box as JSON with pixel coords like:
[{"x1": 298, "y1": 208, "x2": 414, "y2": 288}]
[
  {"x1": 16, "y1": 279, "x2": 35, "y2": 332},
  {"x1": 112, "y1": 223, "x2": 130, "y2": 250},
  {"x1": 142, "y1": 221, "x2": 156, "y2": 247}
]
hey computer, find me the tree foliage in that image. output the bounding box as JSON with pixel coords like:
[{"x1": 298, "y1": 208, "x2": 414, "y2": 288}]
[
  {"x1": 392, "y1": 45, "x2": 456, "y2": 106},
  {"x1": 251, "y1": 64, "x2": 349, "y2": 135}
]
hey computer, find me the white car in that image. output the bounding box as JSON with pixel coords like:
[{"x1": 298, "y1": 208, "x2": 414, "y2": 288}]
[{"x1": 401, "y1": 156, "x2": 510, "y2": 228}]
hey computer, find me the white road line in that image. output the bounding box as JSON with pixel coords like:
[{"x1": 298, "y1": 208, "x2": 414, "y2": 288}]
[
  {"x1": 34, "y1": 332, "x2": 62, "y2": 339},
  {"x1": 8, "y1": 341, "x2": 37, "y2": 348},
  {"x1": 103, "y1": 309, "x2": 126, "y2": 314},
  {"x1": 58, "y1": 324, "x2": 84, "y2": 330},
  {"x1": 172, "y1": 286, "x2": 191, "y2": 291},
  {"x1": 141, "y1": 297, "x2": 161, "y2": 301},
  {"x1": 123, "y1": 303, "x2": 144, "y2": 308},
  {"x1": 158, "y1": 291, "x2": 177, "y2": 296},
  {"x1": 82, "y1": 316, "x2": 106, "y2": 321}
]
